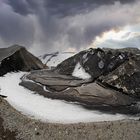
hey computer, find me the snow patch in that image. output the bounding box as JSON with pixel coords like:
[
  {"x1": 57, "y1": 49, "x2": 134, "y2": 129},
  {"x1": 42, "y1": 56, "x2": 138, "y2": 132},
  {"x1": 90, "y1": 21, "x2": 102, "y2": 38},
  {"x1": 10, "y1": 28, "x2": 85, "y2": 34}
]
[
  {"x1": 0, "y1": 72, "x2": 136, "y2": 123},
  {"x1": 72, "y1": 63, "x2": 91, "y2": 79},
  {"x1": 39, "y1": 52, "x2": 75, "y2": 67}
]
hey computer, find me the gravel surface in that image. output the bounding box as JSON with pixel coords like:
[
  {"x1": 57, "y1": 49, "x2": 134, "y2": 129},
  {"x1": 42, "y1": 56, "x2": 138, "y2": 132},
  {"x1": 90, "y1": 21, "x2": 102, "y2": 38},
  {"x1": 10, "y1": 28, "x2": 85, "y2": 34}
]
[{"x1": 0, "y1": 97, "x2": 140, "y2": 140}]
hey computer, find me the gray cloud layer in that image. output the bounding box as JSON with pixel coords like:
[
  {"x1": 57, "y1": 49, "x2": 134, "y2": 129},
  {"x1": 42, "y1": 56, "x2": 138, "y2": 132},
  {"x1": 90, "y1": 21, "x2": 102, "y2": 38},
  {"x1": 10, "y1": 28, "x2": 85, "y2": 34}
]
[{"x1": 0, "y1": 0, "x2": 139, "y2": 55}]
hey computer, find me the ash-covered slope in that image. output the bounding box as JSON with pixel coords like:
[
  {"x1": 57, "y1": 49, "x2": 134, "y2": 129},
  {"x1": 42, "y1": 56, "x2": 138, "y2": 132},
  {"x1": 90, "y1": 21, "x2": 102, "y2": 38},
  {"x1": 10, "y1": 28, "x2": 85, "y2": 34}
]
[{"x1": 0, "y1": 45, "x2": 45, "y2": 76}]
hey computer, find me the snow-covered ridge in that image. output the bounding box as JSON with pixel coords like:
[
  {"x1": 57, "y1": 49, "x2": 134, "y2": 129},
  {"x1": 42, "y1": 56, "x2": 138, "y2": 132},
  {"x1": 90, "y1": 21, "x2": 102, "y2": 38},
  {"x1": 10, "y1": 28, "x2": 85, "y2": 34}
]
[
  {"x1": 0, "y1": 72, "x2": 135, "y2": 124},
  {"x1": 39, "y1": 52, "x2": 75, "y2": 67}
]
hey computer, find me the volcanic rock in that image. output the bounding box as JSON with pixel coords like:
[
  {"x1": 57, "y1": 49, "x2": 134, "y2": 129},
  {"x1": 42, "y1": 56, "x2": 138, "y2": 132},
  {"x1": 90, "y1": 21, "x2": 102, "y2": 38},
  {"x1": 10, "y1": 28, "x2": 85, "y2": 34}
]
[
  {"x1": 20, "y1": 47, "x2": 140, "y2": 114},
  {"x1": 20, "y1": 69, "x2": 139, "y2": 114},
  {"x1": 23, "y1": 69, "x2": 92, "y2": 91},
  {"x1": 55, "y1": 48, "x2": 105, "y2": 79},
  {"x1": 99, "y1": 53, "x2": 140, "y2": 98},
  {"x1": 0, "y1": 45, "x2": 46, "y2": 76},
  {"x1": 55, "y1": 48, "x2": 128, "y2": 80}
]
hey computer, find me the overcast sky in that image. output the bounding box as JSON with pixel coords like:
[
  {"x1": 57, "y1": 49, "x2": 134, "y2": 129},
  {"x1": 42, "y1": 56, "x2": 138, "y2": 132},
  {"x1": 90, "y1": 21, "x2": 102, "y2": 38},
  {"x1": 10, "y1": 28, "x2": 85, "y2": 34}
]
[{"x1": 0, "y1": 0, "x2": 139, "y2": 55}]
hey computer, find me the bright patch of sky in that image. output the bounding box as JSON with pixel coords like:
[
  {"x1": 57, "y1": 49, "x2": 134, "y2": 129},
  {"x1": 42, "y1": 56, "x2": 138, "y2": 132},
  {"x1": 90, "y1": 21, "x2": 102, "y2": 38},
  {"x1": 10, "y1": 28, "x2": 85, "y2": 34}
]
[{"x1": 88, "y1": 24, "x2": 140, "y2": 49}]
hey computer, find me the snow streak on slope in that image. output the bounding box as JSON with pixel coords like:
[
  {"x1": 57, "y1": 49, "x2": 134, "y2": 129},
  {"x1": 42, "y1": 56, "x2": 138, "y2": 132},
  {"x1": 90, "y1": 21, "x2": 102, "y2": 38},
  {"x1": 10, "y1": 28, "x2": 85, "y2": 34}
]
[
  {"x1": 0, "y1": 72, "x2": 136, "y2": 124},
  {"x1": 39, "y1": 52, "x2": 75, "y2": 67},
  {"x1": 72, "y1": 62, "x2": 91, "y2": 79}
]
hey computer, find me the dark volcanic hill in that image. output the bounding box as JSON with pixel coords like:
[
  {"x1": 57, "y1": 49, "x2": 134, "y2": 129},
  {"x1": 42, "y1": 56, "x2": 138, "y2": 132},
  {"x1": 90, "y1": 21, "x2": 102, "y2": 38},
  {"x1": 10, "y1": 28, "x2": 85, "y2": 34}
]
[
  {"x1": 55, "y1": 47, "x2": 140, "y2": 98},
  {"x1": 0, "y1": 45, "x2": 46, "y2": 76},
  {"x1": 55, "y1": 48, "x2": 130, "y2": 79}
]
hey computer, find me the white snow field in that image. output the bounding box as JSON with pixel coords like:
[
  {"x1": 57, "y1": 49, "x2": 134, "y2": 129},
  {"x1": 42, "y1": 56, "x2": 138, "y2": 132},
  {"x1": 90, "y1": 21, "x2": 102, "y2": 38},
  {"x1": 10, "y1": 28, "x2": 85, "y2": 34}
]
[
  {"x1": 39, "y1": 52, "x2": 75, "y2": 67},
  {"x1": 0, "y1": 72, "x2": 135, "y2": 124},
  {"x1": 72, "y1": 62, "x2": 91, "y2": 79}
]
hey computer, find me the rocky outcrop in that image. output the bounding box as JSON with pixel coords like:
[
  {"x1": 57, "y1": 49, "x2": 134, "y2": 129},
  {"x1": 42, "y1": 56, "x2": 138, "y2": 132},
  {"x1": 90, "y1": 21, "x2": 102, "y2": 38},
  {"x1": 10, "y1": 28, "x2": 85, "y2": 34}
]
[
  {"x1": 99, "y1": 53, "x2": 140, "y2": 98},
  {"x1": 24, "y1": 70, "x2": 92, "y2": 91},
  {"x1": 55, "y1": 48, "x2": 128, "y2": 80},
  {"x1": 55, "y1": 48, "x2": 105, "y2": 79},
  {"x1": 0, "y1": 45, "x2": 46, "y2": 76},
  {"x1": 20, "y1": 47, "x2": 140, "y2": 114},
  {"x1": 20, "y1": 69, "x2": 139, "y2": 114},
  {"x1": 55, "y1": 47, "x2": 140, "y2": 99}
]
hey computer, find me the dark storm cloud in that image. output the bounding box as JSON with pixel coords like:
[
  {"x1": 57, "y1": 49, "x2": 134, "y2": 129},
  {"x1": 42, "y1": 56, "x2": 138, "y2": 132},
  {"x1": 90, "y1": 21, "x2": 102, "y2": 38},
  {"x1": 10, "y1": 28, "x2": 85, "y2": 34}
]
[
  {"x1": 0, "y1": 2, "x2": 34, "y2": 47},
  {"x1": 0, "y1": 0, "x2": 139, "y2": 55},
  {"x1": 46, "y1": 0, "x2": 135, "y2": 16},
  {"x1": 8, "y1": 0, "x2": 135, "y2": 16},
  {"x1": 7, "y1": 0, "x2": 32, "y2": 15}
]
